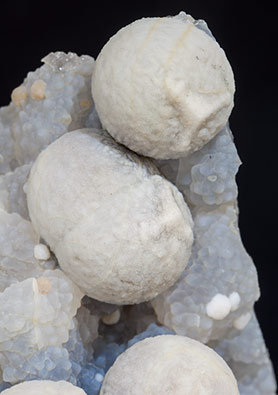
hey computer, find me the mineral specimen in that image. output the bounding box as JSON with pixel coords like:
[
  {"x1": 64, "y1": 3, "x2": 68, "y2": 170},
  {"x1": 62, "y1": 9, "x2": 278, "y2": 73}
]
[{"x1": 0, "y1": 10, "x2": 276, "y2": 395}]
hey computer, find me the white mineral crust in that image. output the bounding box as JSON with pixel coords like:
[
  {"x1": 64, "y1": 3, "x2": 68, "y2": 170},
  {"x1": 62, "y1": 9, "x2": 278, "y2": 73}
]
[
  {"x1": 1, "y1": 380, "x2": 86, "y2": 394},
  {"x1": 26, "y1": 128, "x2": 193, "y2": 304},
  {"x1": 100, "y1": 335, "x2": 239, "y2": 394},
  {"x1": 92, "y1": 13, "x2": 235, "y2": 159}
]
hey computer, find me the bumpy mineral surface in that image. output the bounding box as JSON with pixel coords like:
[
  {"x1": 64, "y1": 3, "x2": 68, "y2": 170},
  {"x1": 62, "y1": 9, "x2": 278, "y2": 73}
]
[{"x1": 0, "y1": 11, "x2": 276, "y2": 395}]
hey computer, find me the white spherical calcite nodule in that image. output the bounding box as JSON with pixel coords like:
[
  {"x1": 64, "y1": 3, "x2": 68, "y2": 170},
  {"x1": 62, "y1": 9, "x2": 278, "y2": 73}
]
[
  {"x1": 92, "y1": 13, "x2": 235, "y2": 159},
  {"x1": 26, "y1": 128, "x2": 193, "y2": 305},
  {"x1": 100, "y1": 335, "x2": 239, "y2": 395},
  {"x1": 1, "y1": 380, "x2": 86, "y2": 394}
]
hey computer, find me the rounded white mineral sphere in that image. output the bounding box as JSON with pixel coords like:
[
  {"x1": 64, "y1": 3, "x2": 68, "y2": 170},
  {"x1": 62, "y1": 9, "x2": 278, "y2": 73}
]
[
  {"x1": 100, "y1": 335, "x2": 239, "y2": 395},
  {"x1": 1, "y1": 380, "x2": 86, "y2": 395},
  {"x1": 26, "y1": 128, "x2": 193, "y2": 304},
  {"x1": 92, "y1": 13, "x2": 235, "y2": 160}
]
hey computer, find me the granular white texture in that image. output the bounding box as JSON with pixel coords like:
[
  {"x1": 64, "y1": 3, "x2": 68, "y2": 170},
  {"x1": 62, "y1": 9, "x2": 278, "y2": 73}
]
[
  {"x1": 92, "y1": 12, "x2": 235, "y2": 159},
  {"x1": 100, "y1": 335, "x2": 239, "y2": 394},
  {"x1": 0, "y1": 164, "x2": 31, "y2": 220},
  {"x1": 0, "y1": 209, "x2": 44, "y2": 292},
  {"x1": 0, "y1": 269, "x2": 83, "y2": 383},
  {"x1": 26, "y1": 128, "x2": 193, "y2": 304},
  {"x1": 151, "y1": 205, "x2": 260, "y2": 343},
  {"x1": 1, "y1": 380, "x2": 86, "y2": 395},
  {"x1": 212, "y1": 313, "x2": 277, "y2": 395},
  {"x1": 0, "y1": 52, "x2": 98, "y2": 170}
]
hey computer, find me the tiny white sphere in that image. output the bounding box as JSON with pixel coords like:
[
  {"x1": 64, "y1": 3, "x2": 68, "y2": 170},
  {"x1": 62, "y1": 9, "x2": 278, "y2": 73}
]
[
  {"x1": 34, "y1": 243, "x2": 51, "y2": 260},
  {"x1": 95, "y1": 373, "x2": 104, "y2": 383},
  {"x1": 233, "y1": 312, "x2": 252, "y2": 330},
  {"x1": 100, "y1": 335, "x2": 239, "y2": 394},
  {"x1": 1, "y1": 380, "x2": 86, "y2": 395},
  {"x1": 101, "y1": 308, "x2": 121, "y2": 325},
  {"x1": 229, "y1": 291, "x2": 241, "y2": 312},
  {"x1": 27, "y1": 128, "x2": 193, "y2": 304},
  {"x1": 92, "y1": 13, "x2": 235, "y2": 159},
  {"x1": 206, "y1": 293, "x2": 231, "y2": 320}
]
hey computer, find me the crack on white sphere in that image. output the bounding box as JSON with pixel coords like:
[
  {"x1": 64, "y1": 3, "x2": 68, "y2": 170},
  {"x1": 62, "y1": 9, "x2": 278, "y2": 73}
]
[{"x1": 92, "y1": 15, "x2": 235, "y2": 159}]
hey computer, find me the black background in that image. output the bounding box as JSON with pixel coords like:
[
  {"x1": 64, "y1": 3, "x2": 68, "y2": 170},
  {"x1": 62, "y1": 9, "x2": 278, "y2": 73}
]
[{"x1": 1, "y1": 0, "x2": 277, "y2": 380}]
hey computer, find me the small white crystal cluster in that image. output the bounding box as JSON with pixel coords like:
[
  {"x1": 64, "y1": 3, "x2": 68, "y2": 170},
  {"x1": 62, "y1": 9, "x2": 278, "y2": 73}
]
[{"x1": 0, "y1": 11, "x2": 276, "y2": 395}]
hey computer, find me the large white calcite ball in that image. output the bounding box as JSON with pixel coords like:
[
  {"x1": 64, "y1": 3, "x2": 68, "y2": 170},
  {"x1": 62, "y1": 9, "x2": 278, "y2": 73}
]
[
  {"x1": 101, "y1": 335, "x2": 239, "y2": 394},
  {"x1": 26, "y1": 128, "x2": 193, "y2": 304},
  {"x1": 92, "y1": 13, "x2": 235, "y2": 160},
  {"x1": 1, "y1": 380, "x2": 86, "y2": 394}
]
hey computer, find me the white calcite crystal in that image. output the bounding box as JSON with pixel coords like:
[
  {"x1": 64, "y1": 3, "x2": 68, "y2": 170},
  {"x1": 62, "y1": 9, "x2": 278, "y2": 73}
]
[
  {"x1": 92, "y1": 13, "x2": 235, "y2": 160},
  {"x1": 100, "y1": 335, "x2": 239, "y2": 394},
  {"x1": 1, "y1": 380, "x2": 87, "y2": 395},
  {"x1": 0, "y1": 10, "x2": 276, "y2": 395},
  {"x1": 26, "y1": 128, "x2": 193, "y2": 304}
]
